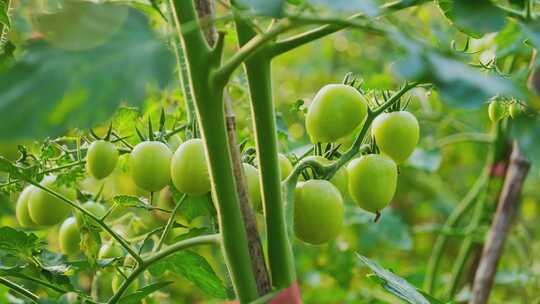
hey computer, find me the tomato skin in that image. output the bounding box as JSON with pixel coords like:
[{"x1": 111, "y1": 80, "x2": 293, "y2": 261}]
[
  {"x1": 58, "y1": 217, "x2": 81, "y2": 256},
  {"x1": 302, "y1": 156, "x2": 348, "y2": 196},
  {"x1": 98, "y1": 243, "x2": 124, "y2": 259},
  {"x1": 294, "y1": 180, "x2": 344, "y2": 245},
  {"x1": 306, "y1": 84, "x2": 368, "y2": 143},
  {"x1": 76, "y1": 201, "x2": 107, "y2": 226},
  {"x1": 130, "y1": 141, "x2": 172, "y2": 192},
  {"x1": 86, "y1": 140, "x2": 118, "y2": 180},
  {"x1": 348, "y1": 154, "x2": 397, "y2": 213},
  {"x1": 28, "y1": 176, "x2": 76, "y2": 226},
  {"x1": 170, "y1": 139, "x2": 211, "y2": 196},
  {"x1": 278, "y1": 153, "x2": 293, "y2": 181},
  {"x1": 243, "y1": 163, "x2": 261, "y2": 209},
  {"x1": 16, "y1": 186, "x2": 38, "y2": 228},
  {"x1": 509, "y1": 103, "x2": 522, "y2": 119},
  {"x1": 372, "y1": 111, "x2": 419, "y2": 164},
  {"x1": 488, "y1": 99, "x2": 507, "y2": 122}
]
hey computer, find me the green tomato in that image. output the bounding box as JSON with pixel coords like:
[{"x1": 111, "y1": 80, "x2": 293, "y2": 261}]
[
  {"x1": 243, "y1": 163, "x2": 261, "y2": 209},
  {"x1": 130, "y1": 141, "x2": 172, "y2": 192},
  {"x1": 509, "y1": 102, "x2": 522, "y2": 119},
  {"x1": 98, "y1": 242, "x2": 124, "y2": 260},
  {"x1": 278, "y1": 153, "x2": 293, "y2": 181},
  {"x1": 112, "y1": 271, "x2": 139, "y2": 294},
  {"x1": 76, "y1": 201, "x2": 107, "y2": 226},
  {"x1": 28, "y1": 176, "x2": 76, "y2": 226},
  {"x1": 167, "y1": 134, "x2": 183, "y2": 152},
  {"x1": 294, "y1": 180, "x2": 344, "y2": 245},
  {"x1": 372, "y1": 111, "x2": 420, "y2": 164},
  {"x1": 170, "y1": 139, "x2": 211, "y2": 196},
  {"x1": 86, "y1": 140, "x2": 118, "y2": 179},
  {"x1": 58, "y1": 217, "x2": 81, "y2": 256},
  {"x1": 302, "y1": 156, "x2": 348, "y2": 196},
  {"x1": 488, "y1": 99, "x2": 507, "y2": 122},
  {"x1": 306, "y1": 84, "x2": 368, "y2": 143},
  {"x1": 16, "y1": 186, "x2": 38, "y2": 228},
  {"x1": 348, "y1": 154, "x2": 397, "y2": 213}
]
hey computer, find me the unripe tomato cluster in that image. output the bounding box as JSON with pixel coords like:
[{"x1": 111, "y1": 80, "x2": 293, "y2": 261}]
[
  {"x1": 487, "y1": 98, "x2": 523, "y2": 122},
  {"x1": 294, "y1": 84, "x2": 421, "y2": 245}
]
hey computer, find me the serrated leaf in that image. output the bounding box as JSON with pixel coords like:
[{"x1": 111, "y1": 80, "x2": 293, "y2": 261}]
[
  {"x1": 0, "y1": 227, "x2": 42, "y2": 257},
  {"x1": 148, "y1": 250, "x2": 228, "y2": 299},
  {"x1": 438, "y1": 0, "x2": 506, "y2": 38},
  {"x1": 118, "y1": 281, "x2": 173, "y2": 304},
  {"x1": 357, "y1": 254, "x2": 442, "y2": 304},
  {"x1": 0, "y1": 2, "x2": 173, "y2": 140}
]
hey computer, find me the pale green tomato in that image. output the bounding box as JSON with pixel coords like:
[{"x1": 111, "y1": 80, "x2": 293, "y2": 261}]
[
  {"x1": 294, "y1": 180, "x2": 344, "y2": 245},
  {"x1": 243, "y1": 163, "x2": 261, "y2": 209},
  {"x1": 278, "y1": 153, "x2": 293, "y2": 181},
  {"x1": 488, "y1": 99, "x2": 507, "y2": 122},
  {"x1": 306, "y1": 84, "x2": 368, "y2": 143},
  {"x1": 98, "y1": 242, "x2": 124, "y2": 259},
  {"x1": 130, "y1": 141, "x2": 172, "y2": 192},
  {"x1": 170, "y1": 139, "x2": 211, "y2": 196},
  {"x1": 58, "y1": 217, "x2": 80, "y2": 256},
  {"x1": 76, "y1": 201, "x2": 107, "y2": 226},
  {"x1": 167, "y1": 134, "x2": 183, "y2": 152},
  {"x1": 301, "y1": 156, "x2": 348, "y2": 196},
  {"x1": 372, "y1": 111, "x2": 420, "y2": 164},
  {"x1": 86, "y1": 140, "x2": 118, "y2": 179},
  {"x1": 28, "y1": 176, "x2": 76, "y2": 226},
  {"x1": 348, "y1": 154, "x2": 397, "y2": 213},
  {"x1": 509, "y1": 102, "x2": 522, "y2": 119},
  {"x1": 16, "y1": 186, "x2": 38, "y2": 228}
]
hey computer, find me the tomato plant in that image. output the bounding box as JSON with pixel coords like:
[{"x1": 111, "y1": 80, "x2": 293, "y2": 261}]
[{"x1": 0, "y1": 0, "x2": 540, "y2": 304}]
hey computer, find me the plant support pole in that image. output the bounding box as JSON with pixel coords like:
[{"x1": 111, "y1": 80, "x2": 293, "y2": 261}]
[{"x1": 469, "y1": 143, "x2": 530, "y2": 304}]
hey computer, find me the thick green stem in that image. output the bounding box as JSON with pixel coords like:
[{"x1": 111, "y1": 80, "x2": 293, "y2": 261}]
[
  {"x1": 0, "y1": 277, "x2": 39, "y2": 303},
  {"x1": 171, "y1": 1, "x2": 259, "y2": 301},
  {"x1": 233, "y1": 17, "x2": 296, "y2": 288}
]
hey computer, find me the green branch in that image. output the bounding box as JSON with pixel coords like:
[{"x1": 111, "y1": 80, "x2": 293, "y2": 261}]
[
  {"x1": 154, "y1": 193, "x2": 187, "y2": 252},
  {"x1": 107, "y1": 234, "x2": 220, "y2": 304},
  {"x1": 271, "y1": 0, "x2": 427, "y2": 56},
  {"x1": 0, "y1": 277, "x2": 39, "y2": 303}
]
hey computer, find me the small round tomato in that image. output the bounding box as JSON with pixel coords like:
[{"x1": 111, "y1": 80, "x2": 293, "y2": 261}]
[
  {"x1": 16, "y1": 186, "x2": 38, "y2": 228},
  {"x1": 76, "y1": 201, "x2": 107, "y2": 225},
  {"x1": 509, "y1": 102, "x2": 522, "y2": 119},
  {"x1": 130, "y1": 141, "x2": 172, "y2": 192},
  {"x1": 278, "y1": 153, "x2": 293, "y2": 181},
  {"x1": 306, "y1": 84, "x2": 368, "y2": 143},
  {"x1": 302, "y1": 156, "x2": 348, "y2": 197},
  {"x1": 488, "y1": 99, "x2": 507, "y2": 122},
  {"x1": 28, "y1": 176, "x2": 76, "y2": 226},
  {"x1": 294, "y1": 180, "x2": 344, "y2": 245},
  {"x1": 243, "y1": 163, "x2": 261, "y2": 209},
  {"x1": 86, "y1": 140, "x2": 118, "y2": 180},
  {"x1": 170, "y1": 139, "x2": 211, "y2": 196},
  {"x1": 98, "y1": 242, "x2": 124, "y2": 260},
  {"x1": 58, "y1": 217, "x2": 81, "y2": 256},
  {"x1": 167, "y1": 134, "x2": 183, "y2": 152},
  {"x1": 372, "y1": 111, "x2": 419, "y2": 164},
  {"x1": 348, "y1": 154, "x2": 397, "y2": 213},
  {"x1": 112, "y1": 271, "x2": 139, "y2": 294}
]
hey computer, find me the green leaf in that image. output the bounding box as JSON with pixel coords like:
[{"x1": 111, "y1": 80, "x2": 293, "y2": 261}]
[
  {"x1": 148, "y1": 250, "x2": 228, "y2": 299},
  {"x1": 0, "y1": 2, "x2": 173, "y2": 140},
  {"x1": 308, "y1": 0, "x2": 379, "y2": 17},
  {"x1": 112, "y1": 195, "x2": 159, "y2": 212},
  {"x1": 357, "y1": 254, "x2": 443, "y2": 304},
  {"x1": 170, "y1": 186, "x2": 212, "y2": 223},
  {"x1": 118, "y1": 281, "x2": 173, "y2": 304},
  {"x1": 520, "y1": 21, "x2": 540, "y2": 49},
  {"x1": 0, "y1": 227, "x2": 42, "y2": 257},
  {"x1": 438, "y1": 0, "x2": 507, "y2": 38},
  {"x1": 358, "y1": 209, "x2": 413, "y2": 251},
  {"x1": 0, "y1": 0, "x2": 10, "y2": 28},
  {"x1": 235, "y1": 0, "x2": 283, "y2": 17}
]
